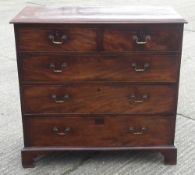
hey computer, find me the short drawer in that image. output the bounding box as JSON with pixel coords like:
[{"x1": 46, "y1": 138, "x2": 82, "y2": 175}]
[
  {"x1": 21, "y1": 54, "x2": 179, "y2": 82},
  {"x1": 24, "y1": 116, "x2": 174, "y2": 147},
  {"x1": 22, "y1": 84, "x2": 176, "y2": 114},
  {"x1": 16, "y1": 27, "x2": 97, "y2": 52},
  {"x1": 103, "y1": 25, "x2": 182, "y2": 52}
]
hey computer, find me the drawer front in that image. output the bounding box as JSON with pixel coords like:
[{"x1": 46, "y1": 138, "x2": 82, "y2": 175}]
[
  {"x1": 21, "y1": 54, "x2": 179, "y2": 82},
  {"x1": 25, "y1": 116, "x2": 174, "y2": 147},
  {"x1": 23, "y1": 84, "x2": 176, "y2": 114},
  {"x1": 17, "y1": 27, "x2": 97, "y2": 52},
  {"x1": 103, "y1": 25, "x2": 182, "y2": 52}
]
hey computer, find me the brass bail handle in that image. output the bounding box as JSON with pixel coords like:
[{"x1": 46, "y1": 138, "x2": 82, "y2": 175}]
[
  {"x1": 49, "y1": 62, "x2": 68, "y2": 73},
  {"x1": 52, "y1": 126, "x2": 71, "y2": 136},
  {"x1": 48, "y1": 31, "x2": 68, "y2": 45},
  {"x1": 131, "y1": 62, "x2": 150, "y2": 72},
  {"x1": 132, "y1": 32, "x2": 151, "y2": 45},
  {"x1": 129, "y1": 94, "x2": 149, "y2": 103},
  {"x1": 51, "y1": 94, "x2": 70, "y2": 103},
  {"x1": 128, "y1": 127, "x2": 147, "y2": 135}
]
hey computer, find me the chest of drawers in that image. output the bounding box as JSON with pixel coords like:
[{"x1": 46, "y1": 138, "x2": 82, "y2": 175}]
[{"x1": 11, "y1": 6, "x2": 186, "y2": 168}]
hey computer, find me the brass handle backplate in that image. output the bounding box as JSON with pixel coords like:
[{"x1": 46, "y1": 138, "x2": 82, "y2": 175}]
[
  {"x1": 129, "y1": 94, "x2": 149, "y2": 103},
  {"x1": 132, "y1": 63, "x2": 149, "y2": 72},
  {"x1": 132, "y1": 32, "x2": 151, "y2": 45},
  {"x1": 52, "y1": 126, "x2": 71, "y2": 136},
  {"x1": 49, "y1": 63, "x2": 68, "y2": 73},
  {"x1": 48, "y1": 31, "x2": 68, "y2": 45},
  {"x1": 128, "y1": 127, "x2": 147, "y2": 135},
  {"x1": 51, "y1": 94, "x2": 70, "y2": 103}
]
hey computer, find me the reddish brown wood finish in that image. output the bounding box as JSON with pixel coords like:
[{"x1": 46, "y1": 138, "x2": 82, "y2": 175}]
[
  {"x1": 21, "y1": 150, "x2": 47, "y2": 168},
  {"x1": 21, "y1": 146, "x2": 177, "y2": 167},
  {"x1": 103, "y1": 26, "x2": 182, "y2": 52},
  {"x1": 161, "y1": 148, "x2": 177, "y2": 165},
  {"x1": 16, "y1": 24, "x2": 183, "y2": 52},
  {"x1": 17, "y1": 27, "x2": 97, "y2": 52},
  {"x1": 11, "y1": 6, "x2": 186, "y2": 168},
  {"x1": 21, "y1": 54, "x2": 179, "y2": 82},
  {"x1": 24, "y1": 116, "x2": 174, "y2": 147},
  {"x1": 22, "y1": 84, "x2": 176, "y2": 114},
  {"x1": 10, "y1": 6, "x2": 187, "y2": 24}
]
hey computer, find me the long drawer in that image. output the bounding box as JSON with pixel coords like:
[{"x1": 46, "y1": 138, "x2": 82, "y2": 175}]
[
  {"x1": 24, "y1": 115, "x2": 174, "y2": 147},
  {"x1": 21, "y1": 54, "x2": 179, "y2": 82},
  {"x1": 22, "y1": 84, "x2": 176, "y2": 114}
]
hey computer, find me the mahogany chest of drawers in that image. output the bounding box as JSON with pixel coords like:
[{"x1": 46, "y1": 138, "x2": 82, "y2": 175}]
[{"x1": 11, "y1": 6, "x2": 186, "y2": 168}]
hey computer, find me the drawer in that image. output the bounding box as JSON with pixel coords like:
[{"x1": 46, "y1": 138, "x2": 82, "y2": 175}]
[
  {"x1": 23, "y1": 84, "x2": 176, "y2": 114},
  {"x1": 103, "y1": 25, "x2": 182, "y2": 52},
  {"x1": 16, "y1": 27, "x2": 97, "y2": 52},
  {"x1": 21, "y1": 54, "x2": 179, "y2": 82},
  {"x1": 24, "y1": 116, "x2": 174, "y2": 147}
]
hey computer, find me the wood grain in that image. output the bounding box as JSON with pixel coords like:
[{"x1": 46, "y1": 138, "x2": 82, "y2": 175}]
[
  {"x1": 104, "y1": 26, "x2": 182, "y2": 52},
  {"x1": 24, "y1": 115, "x2": 174, "y2": 147},
  {"x1": 10, "y1": 6, "x2": 186, "y2": 24},
  {"x1": 22, "y1": 84, "x2": 177, "y2": 114},
  {"x1": 17, "y1": 27, "x2": 97, "y2": 52},
  {"x1": 11, "y1": 6, "x2": 185, "y2": 167},
  {"x1": 21, "y1": 53, "x2": 180, "y2": 83}
]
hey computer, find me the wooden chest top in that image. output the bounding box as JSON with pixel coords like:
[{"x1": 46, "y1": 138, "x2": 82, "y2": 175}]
[{"x1": 10, "y1": 6, "x2": 186, "y2": 24}]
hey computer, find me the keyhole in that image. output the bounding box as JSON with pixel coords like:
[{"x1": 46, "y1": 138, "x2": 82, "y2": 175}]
[{"x1": 97, "y1": 88, "x2": 101, "y2": 92}]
